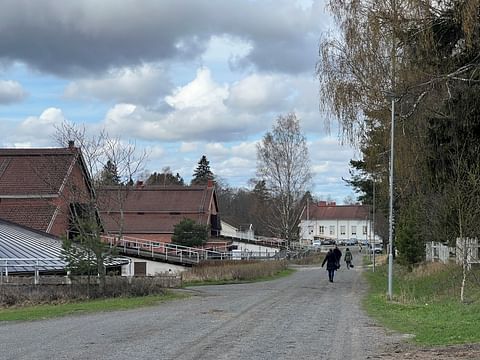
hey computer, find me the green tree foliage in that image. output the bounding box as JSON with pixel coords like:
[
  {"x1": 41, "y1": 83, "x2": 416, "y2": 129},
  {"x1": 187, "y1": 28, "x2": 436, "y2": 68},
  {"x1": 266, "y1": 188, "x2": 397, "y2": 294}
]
[
  {"x1": 97, "y1": 160, "x2": 121, "y2": 185},
  {"x1": 396, "y1": 202, "x2": 425, "y2": 269},
  {"x1": 171, "y1": 218, "x2": 209, "y2": 247},
  {"x1": 146, "y1": 167, "x2": 184, "y2": 186},
  {"x1": 191, "y1": 155, "x2": 214, "y2": 185},
  {"x1": 319, "y1": 0, "x2": 480, "y2": 264}
]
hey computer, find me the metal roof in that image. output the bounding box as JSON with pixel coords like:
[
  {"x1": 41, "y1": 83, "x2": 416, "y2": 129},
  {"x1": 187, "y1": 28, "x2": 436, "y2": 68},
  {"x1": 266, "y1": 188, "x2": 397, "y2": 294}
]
[{"x1": 0, "y1": 218, "x2": 128, "y2": 274}]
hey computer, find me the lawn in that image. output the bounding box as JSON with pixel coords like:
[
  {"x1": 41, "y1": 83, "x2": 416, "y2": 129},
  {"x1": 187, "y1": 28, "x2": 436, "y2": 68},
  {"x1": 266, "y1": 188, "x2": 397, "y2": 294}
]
[{"x1": 363, "y1": 261, "x2": 480, "y2": 345}]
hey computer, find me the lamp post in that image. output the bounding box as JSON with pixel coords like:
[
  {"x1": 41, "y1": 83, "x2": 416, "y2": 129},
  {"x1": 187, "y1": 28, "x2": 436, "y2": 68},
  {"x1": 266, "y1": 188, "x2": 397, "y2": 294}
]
[
  {"x1": 387, "y1": 95, "x2": 395, "y2": 300},
  {"x1": 372, "y1": 177, "x2": 376, "y2": 272}
]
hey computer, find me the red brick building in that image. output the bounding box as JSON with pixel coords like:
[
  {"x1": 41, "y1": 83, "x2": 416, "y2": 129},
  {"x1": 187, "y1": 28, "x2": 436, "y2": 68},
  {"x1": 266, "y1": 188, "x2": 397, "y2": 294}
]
[
  {"x1": 0, "y1": 143, "x2": 94, "y2": 238},
  {"x1": 97, "y1": 181, "x2": 222, "y2": 245}
]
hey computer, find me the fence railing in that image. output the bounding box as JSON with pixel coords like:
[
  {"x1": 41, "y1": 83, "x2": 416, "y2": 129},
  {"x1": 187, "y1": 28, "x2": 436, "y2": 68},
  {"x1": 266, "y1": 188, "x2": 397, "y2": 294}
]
[
  {"x1": 102, "y1": 235, "x2": 231, "y2": 264},
  {"x1": 0, "y1": 258, "x2": 65, "y2": 284}
]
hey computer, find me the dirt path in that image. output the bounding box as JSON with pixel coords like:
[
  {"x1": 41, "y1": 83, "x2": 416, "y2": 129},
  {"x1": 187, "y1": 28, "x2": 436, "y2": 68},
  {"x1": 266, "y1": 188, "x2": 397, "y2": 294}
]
[{"x1": 0, "y1": 260, "x2": 478, "y2": 359}]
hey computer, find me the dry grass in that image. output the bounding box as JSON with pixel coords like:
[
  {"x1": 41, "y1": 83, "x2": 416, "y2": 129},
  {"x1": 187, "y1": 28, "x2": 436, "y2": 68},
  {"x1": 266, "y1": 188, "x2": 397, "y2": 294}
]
[
  {"x1": 0, "y1": 277, "x2": 170, "y2": 308},
  {"x1": 406, "y1": 261, "x2": 452, "y2": 280},
  {"x1": 182, "y1": 260, "x2": 289, "y2": 283}
]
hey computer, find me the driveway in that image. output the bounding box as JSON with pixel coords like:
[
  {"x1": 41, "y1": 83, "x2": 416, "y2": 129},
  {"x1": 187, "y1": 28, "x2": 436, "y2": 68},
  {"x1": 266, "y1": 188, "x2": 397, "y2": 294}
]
[{"x1": 1, "y1": 262, "x2": 403, "y2": 360}]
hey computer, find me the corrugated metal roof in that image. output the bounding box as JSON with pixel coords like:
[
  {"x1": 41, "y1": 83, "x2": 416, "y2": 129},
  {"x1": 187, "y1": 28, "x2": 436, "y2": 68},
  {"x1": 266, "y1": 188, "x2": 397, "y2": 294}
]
[
  {"x1": 0, "y1": 218, "x2": 66, "y2": 273},
  {"x1": 0, "y1": 218, "x2": 128, "y2": 274}
]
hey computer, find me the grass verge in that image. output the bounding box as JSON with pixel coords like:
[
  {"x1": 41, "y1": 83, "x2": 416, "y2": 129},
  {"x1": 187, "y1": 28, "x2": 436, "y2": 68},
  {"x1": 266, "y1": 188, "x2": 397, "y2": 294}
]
[
  {"x1": 0, "y1": 291, "x2": 187, "y2": 322},
  {"x1": 363, "y1": 262, "x2": 480, "y2": 345}
]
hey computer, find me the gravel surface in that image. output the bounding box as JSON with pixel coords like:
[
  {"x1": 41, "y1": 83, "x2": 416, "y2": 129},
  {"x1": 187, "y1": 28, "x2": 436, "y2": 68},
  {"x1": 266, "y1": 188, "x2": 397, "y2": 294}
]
[{"x1": 0, "y1": 261, "x2": 409, "y2": 360}]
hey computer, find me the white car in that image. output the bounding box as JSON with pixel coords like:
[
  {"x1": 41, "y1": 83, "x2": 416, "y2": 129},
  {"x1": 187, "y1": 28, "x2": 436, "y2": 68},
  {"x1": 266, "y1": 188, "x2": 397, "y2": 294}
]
[{"x1": 369, "y1": 243, "x2": 383, "y2": 254}]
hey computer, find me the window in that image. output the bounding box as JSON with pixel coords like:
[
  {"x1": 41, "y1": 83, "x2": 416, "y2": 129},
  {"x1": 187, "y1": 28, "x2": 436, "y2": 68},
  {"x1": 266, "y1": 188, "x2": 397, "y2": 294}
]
[
  {"x1": 351, "y1": 226, "x2": 357, "y2": 235},
  {"x1": 340, "y1": 225, "x2": 346, "y2": 235},
  {"x1": 319, "y1": 226, "x2": 324, "y2": 235},
  {"x1": 329, "y1": 225, "x2": 335, "y2": 235},
  {"x1": 363, "y1": 226, "x2": 367, "y2": 235}
]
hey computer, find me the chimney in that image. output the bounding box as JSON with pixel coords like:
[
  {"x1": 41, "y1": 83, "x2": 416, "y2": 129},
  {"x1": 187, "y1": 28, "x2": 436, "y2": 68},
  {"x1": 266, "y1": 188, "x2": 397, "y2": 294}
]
[
  {"x1": 207, "y1": 179, "x2": 214, "y2": 188},
  {"x1": 318, "y1": 201, "x2": 327, "y2": 207},
  {"x1": 136, "y1": 180, "x2": 144, "y2": 189},
  {"x1": 68, "y1": 140, "x2": 75, "y2": 149}
]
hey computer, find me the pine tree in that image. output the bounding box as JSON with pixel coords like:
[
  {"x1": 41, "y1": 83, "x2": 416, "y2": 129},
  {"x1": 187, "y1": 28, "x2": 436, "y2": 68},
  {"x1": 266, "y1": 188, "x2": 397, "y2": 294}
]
[
  {"x1": 191, "y1": 155, "x2": 214, "y2": 185},
  {"x1": 97, "y1": 160, "x2": 121, "y2": 185}
]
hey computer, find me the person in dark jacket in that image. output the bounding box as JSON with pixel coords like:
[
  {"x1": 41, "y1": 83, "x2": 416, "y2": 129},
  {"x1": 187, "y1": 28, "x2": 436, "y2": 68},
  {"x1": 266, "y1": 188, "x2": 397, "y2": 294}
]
[
  {"x1": 321, "y1": 249, "x2": 338, "y2": 282},
  {"x1": 333, "y1": 245, "x2": 342, "y2": 269}
]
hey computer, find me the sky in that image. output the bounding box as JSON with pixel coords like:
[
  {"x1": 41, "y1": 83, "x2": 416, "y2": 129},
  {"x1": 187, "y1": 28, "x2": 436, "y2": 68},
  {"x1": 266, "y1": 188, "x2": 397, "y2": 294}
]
[{"x1": 0, "y1": 0, "x2": 359, "y2": 203}]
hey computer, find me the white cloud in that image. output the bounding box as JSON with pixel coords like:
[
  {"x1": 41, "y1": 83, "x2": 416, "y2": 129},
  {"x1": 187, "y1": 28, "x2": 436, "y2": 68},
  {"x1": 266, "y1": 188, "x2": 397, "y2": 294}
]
[
  {"x1": 165, "y1": 68, "x2": 227, "y2": 110},
  {"x1": 19, "y1": 108, "x2": 66, "y2": 137},
  {"x1": 179, "y1": 142, "x2": 198, "y2": 153},
  {"x1": 64, "y1": 63, "x2": 172, "y2": 105},
  {"x1": 227, "y1": 73, "x2": 290, "y2": 113},
  {"x1": 205, "y1": 142, "x2": 230, "y2": 157},
  {"x1": 103, "y1": 68, "x2": 265, "y2": 142},
  {"x1": 0, "y1": 80, "x2": 27, "y2": 104}
]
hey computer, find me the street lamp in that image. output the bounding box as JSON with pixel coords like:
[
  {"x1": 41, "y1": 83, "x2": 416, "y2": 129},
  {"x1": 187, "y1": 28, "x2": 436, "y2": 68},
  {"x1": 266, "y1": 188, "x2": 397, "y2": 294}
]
[{"x1": 387, "y1": 94, "x2": 395, "y2": 300}]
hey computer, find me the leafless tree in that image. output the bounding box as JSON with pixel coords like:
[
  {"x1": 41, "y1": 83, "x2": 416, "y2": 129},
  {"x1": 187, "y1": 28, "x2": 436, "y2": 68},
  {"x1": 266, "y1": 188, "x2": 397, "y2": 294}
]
[
  {"x1": 53, "y1": 121, "x2": 148, "y2": 287},
  {"x1": 256, "y1": 113, "x2": 312, "y2": 248}
]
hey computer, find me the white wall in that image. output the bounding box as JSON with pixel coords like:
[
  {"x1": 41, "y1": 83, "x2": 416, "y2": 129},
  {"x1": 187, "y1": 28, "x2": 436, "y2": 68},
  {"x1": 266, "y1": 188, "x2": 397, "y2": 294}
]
[
  {"x1": 232, "y1": 241, "x2": 279, "y2": 255},
  {"x1": 299, "y1": 219, "x2": 381, "y2": 243},
  {"x1": 121, "y1": 257, "x2": 187, "y2": 276}
]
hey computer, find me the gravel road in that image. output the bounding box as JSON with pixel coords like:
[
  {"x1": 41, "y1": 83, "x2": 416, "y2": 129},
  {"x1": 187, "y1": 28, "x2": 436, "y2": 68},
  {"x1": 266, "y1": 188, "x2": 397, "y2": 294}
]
[{"x1": 1, "y1": 262, "x2": 405, "y2": 360}]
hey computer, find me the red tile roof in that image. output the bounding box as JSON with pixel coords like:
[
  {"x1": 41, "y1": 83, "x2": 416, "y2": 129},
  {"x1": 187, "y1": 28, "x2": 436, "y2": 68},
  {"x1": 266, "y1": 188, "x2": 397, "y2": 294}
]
[
  {"x1": 97, "y1": 185, "x2": 217, "y2": 234},
  {"x1": 307, "y1": 204, "x2": 370, "y2": 220},
  {"x1": 0, "y1": 148, "x2": 78, "y2": 196},
  {"x1": 0, "y1": 202, "x2": 56, "y2": 232}
]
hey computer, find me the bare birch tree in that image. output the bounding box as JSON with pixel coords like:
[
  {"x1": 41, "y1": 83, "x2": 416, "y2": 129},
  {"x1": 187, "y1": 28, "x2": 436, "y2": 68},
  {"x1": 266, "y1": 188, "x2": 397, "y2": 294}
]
[{"x1": 256, "y1": 113, "x2": 312, "y2": 248}]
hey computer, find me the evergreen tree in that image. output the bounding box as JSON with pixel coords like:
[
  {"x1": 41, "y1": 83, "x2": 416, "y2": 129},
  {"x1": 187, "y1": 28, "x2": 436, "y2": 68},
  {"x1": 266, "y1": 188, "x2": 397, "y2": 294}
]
[
  {"x1": 146, "y1": 168, "x2": 185, "y2": 186},
  {"x1": 191, "y1": 155, "x2": 214, "y2": 185},
  {"x1": 171, "y1": 218, "x2": 209, "y2": 247},
  {"x1": 97, "y1": 160, "x2": 121, "y2": 185}
]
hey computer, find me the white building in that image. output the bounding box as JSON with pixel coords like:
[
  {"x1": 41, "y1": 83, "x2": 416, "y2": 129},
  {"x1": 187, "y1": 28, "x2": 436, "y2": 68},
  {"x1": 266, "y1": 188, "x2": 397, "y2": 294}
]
[{"x1": 299, "y1": 201, "x2": 381, "y2": 244}]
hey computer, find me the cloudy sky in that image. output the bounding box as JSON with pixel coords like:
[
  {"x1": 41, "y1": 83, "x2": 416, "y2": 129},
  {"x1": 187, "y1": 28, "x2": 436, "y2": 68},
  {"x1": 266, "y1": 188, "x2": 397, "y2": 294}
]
[{"x1": 0, "y1": 0, "x2": 358, "y2": 202}]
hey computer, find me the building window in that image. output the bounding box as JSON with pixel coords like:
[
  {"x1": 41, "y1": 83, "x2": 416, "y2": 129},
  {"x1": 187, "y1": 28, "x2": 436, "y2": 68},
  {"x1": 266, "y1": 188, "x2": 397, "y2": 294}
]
[
  {"x1": 363, "y1": 226, "x2": 367, "y2": 235},
  {"x1": 340, "y1": 225, "x2": 346, "y2": 235},
  {"x1": 319, "y1": 226, "x2": 324, "y2": 235},
  {"x1": 329, "y1": 226, "x2": 335, "y2": 235},
  {"x1": 351, "y1": 226, "x2": 357, "y2": 235}
]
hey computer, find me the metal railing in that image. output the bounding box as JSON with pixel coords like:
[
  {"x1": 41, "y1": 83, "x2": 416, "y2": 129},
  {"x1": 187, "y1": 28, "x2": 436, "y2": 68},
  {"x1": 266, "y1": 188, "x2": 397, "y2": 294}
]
[
  {"x1": 102, "y1": 235, "x2": 230, "y2": 264},
  {"x1": 0, "y1": 258, "x2": 65, "y2": 284}
]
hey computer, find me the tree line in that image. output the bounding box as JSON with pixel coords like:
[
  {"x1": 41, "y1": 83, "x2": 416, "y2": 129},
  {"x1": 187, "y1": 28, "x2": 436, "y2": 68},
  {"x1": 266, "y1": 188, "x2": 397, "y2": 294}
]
[{"x1": 318, "y1": 0, "x2": 480, "y2": 267}]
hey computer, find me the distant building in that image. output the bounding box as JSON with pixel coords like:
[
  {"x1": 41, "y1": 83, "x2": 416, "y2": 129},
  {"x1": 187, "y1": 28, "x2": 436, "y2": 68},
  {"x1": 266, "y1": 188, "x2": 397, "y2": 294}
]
[
  {"x1": 0, "y1": 143, "x2": 95, "y2": 238},
  {"x1": 97, "y1": 180, "x2": 222, "y2": 244},
  {"x1": 299, "y1": 201, "x2": 380, "y2": 244}
]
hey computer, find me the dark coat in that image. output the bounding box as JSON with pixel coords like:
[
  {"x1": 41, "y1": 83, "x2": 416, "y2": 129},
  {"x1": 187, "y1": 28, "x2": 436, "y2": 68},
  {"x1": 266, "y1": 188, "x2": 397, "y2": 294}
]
[
  {"x1": 333, "y1": 247, "x2": 342, "y2": 262},
  {"x1": 322, "y1": 251, "x2": 338, "y2": 271}
]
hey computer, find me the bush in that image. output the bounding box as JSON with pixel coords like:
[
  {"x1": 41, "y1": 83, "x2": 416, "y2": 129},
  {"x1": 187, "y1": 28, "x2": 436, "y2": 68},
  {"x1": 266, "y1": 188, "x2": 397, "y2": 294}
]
[{"x1": 171, "y1": 218, "x2": 209, "y2": 247}]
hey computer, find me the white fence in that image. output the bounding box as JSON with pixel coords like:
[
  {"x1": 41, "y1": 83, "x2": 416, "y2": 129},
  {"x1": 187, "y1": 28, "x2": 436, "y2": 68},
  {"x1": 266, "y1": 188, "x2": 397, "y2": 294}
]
[
  {"x1": 456, "y1": 238, "x2": 480, "y2": 270},
  {"x1": 425, "y1": 242, "x2": 453, "y2": 264}
]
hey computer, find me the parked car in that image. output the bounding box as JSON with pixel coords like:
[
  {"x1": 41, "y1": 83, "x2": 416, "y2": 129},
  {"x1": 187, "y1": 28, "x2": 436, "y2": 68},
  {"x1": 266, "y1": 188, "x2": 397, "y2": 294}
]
[
  {"x1": 369, "y1": 243, "x2": 383, "y2": 254},
  {"x1": 321, "y1": 239, "x2": 336, "y2": 245},
  {"x1": 312, "y1": 240, "x2": 321, "y2": 248},
  {"x1": 346, "y1": 238, "x2": 357, "y2": 246}
]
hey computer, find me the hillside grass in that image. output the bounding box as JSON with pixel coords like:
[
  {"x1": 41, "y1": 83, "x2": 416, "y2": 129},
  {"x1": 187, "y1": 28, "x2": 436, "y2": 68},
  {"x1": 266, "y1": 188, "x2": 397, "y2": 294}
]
[{"x1": 364, "y1": 261, "x2": 480, "y2": 345}]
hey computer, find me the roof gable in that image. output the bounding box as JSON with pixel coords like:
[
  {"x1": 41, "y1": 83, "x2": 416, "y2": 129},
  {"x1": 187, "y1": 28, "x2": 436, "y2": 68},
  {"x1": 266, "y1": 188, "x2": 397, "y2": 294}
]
[{"x1": 0, "y1": 148, "x2": 78, "y2": 196}]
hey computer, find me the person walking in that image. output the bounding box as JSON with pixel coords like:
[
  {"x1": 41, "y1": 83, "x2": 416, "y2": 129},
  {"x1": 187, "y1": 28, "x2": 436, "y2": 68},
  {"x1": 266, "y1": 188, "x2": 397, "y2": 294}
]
[
  {"x1": 333, "y1": 245, "x2": 342, "y2": 270},
  {"x1": 344, "y1": 247, "x2": 353, "y2": 269},
  {"x1": 321, "y1": 249, "x2": 338, "y2": 282}
]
